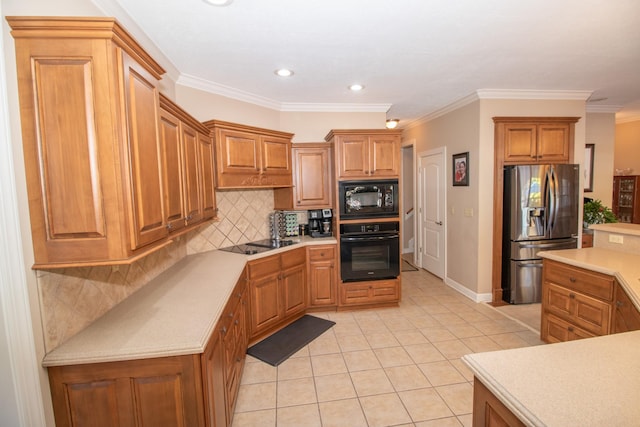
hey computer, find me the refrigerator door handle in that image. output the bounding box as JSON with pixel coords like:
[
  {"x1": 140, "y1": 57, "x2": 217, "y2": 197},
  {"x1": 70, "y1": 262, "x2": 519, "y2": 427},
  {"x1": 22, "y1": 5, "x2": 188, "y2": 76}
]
[
  {"x1": 516, "y1": 240, "x2": 576, "y2": 250},
  {"x1": 547, "y1": 168, "x2": 557, "y2": 234}
]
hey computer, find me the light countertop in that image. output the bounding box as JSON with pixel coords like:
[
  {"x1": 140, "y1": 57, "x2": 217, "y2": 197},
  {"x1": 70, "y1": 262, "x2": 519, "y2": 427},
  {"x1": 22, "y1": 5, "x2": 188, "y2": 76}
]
[
  {"x1": 463, "y1": 330, "x2": 640, "y2": 427},
  {"x1": 42, "y1": 236, "x2": 337, "y2": 367}
]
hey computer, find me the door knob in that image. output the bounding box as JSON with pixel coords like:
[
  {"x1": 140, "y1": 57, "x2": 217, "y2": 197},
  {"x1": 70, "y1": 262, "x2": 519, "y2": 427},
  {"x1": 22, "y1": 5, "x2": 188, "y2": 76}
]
[{"x1": 436, "y1": 221, "x2": 443, "y2": 225}]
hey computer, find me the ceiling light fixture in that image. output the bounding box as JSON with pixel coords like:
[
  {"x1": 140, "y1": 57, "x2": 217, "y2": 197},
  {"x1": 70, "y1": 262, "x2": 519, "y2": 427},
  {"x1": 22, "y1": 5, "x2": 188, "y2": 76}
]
[
  {"x1": 386, "y1": 119, "x2": 399, "y2": 129},
  {"x1": 202, "y1": 0, "x2": 233, "y2": 6},
  {"x1": 274, "y1": 68, "x2": 294, "y2": 77},
  {"x1": 349, "y1": 84, "x2": 364, "y2": 91}
]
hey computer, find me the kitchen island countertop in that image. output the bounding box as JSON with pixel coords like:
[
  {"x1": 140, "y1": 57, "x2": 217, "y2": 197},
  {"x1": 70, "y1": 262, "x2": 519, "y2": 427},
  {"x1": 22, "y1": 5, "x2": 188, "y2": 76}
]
[{"x1": 42, "y1": 236, "x2": 336, "y2": 367}]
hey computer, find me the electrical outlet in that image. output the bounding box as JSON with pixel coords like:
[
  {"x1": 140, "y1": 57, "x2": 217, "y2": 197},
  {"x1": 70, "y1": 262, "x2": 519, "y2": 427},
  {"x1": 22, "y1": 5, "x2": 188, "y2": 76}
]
[{"x1": 609, "y1": 234, "x2": 624, "y2": 244}]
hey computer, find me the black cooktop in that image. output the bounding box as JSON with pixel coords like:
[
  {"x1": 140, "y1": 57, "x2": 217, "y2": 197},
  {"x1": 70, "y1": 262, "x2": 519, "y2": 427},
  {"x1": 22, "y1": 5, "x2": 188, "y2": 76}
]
[{"x1": 219, "y1": 239, "x2": 295, "y2": 255}]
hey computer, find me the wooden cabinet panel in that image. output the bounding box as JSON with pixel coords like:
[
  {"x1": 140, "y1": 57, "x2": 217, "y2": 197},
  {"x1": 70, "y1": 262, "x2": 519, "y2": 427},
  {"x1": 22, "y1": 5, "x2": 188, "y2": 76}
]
[
  {"x1": 48, "y1": 355, "x2": 204, "y2": 427},
  {"x1": 121, "y1": 55, "x2": 166, "y2": 250},
  {"x1": 541, "y1": 259, "x2": 613, "y2": 343},
  {"x1": 160, "y1": 95, "x2": 216, "y2": 233},
  {"x1": 308, "y1": 245, "x2": 337, "y2": 307},
  {"x1": 248, "y1": 249, "x2": 307, "y2": 340},
  {"x1": 326, "y1": 130, "x2": 402, "y2": 179},
  {"x1": 340, "y1": 279, "x2": 400, "y2": 307},
  {"x1": 501, "y1": 120, "x2": 574, "y2": 164},
  {"x1": 202, "y1": 330, "x2": 226, "y2": 427},
  {"x1": 159, "y1": 108, "x2": 187, "y2": 233},
  {"x1": 205, "y1": 120, "x2": 293, "y2": 189},
  {"x1": 274, "y1": 143, "x2": 333, "y2": 210},
  {"x1": 613, "y1": 283, "x2": 640, "y2": 333},
  {"x1": 472, "y1": 377, "x2": 527, "y2": 427}
]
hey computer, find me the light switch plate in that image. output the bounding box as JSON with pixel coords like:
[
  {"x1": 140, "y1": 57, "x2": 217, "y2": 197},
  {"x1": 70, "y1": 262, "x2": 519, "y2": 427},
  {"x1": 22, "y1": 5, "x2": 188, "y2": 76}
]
[{"x1": 609, "y1": 234, "x2": 624, "y2": 244}]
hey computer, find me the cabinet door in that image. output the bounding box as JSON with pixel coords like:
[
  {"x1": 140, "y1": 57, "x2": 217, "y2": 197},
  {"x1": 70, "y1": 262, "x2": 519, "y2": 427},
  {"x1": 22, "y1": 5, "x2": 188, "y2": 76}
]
[
  {"x1": 159, "y1": 108, "x2": 186, "y2": 233},
  {"x1": 217, "y1": 129, "x2": 260, "y2": 174},
  {"x1": 202, "y1": 331, "x2": 227, "y2": 427},
  {"x1": 369, "y1": 135, "x2": 400, "y2": 177},
  {"x1": 261, "y1": 135, "x2": 291, "y2": 176},
  {"x1": 308, "y1": 246, "x2": 337, "y2": 307},
  {"x1": 199, "y1": 132, "x2": 217, "y2": 220},
  {"x1": 537, "y1": 123, "x2": 571, "y2": 163},
  {"x1": 293, "y1": 147, "x2": 332, "y2": 208},
  {"x1": 182, "y1": 122, "x2": 203, "y2": 226},
  {"x1": 249, "y1": 272, "x2": 281, "y2": 335},
  {"x1": 282, "y1": 263, "x2": 306, "y2": 318},
  {"x1": 337, "y1": 135, "x2": 369, "y2": 178},
  {"x1": 503, "y1": 123, "x2": 537, "y2": 163},
  {"x1": 120, "y1": 53, "x2": 167, "y2": 250}
]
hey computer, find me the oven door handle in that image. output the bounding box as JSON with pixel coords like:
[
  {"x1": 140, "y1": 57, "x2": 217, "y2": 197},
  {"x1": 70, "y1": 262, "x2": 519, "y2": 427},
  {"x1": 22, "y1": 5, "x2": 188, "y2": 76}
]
[{"x1": 341, "y1": 234, "x2": 399, "y2": 242}]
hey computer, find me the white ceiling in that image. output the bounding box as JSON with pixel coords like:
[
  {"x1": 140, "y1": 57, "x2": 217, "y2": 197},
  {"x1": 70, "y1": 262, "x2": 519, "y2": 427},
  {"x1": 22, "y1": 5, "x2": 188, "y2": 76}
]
[{"x1": 110, "y1": 0, "x2": 640, "y2": 126}]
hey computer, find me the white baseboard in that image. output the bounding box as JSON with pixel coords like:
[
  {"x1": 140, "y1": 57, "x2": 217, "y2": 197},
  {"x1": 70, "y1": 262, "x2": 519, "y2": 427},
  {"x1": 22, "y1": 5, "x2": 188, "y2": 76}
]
[{"x1": 444, "y1": 277, "x2": 493, "y2": 303}]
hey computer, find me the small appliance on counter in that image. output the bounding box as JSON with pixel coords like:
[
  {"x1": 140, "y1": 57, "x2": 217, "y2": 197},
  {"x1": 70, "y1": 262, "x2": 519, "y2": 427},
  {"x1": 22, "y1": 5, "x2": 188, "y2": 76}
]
[
  {"x1": 270, "y1": 210, "x2": 300, "y2": 239},
  {"x1": 308, "y1": 208, "x2": 333, "y2": 237}
]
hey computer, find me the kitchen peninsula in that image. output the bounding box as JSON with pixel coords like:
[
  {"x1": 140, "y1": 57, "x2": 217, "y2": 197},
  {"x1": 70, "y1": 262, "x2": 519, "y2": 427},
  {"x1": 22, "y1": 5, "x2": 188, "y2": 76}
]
[{"x1": 464, "y1": 223, "x2": 640, "y2": 426}]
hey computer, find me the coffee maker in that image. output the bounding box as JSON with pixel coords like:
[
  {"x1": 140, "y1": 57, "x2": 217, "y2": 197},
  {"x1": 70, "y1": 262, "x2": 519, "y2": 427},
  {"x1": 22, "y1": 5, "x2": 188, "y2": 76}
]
[{"x1": 307, "y1": 209, "x2": 333, "y2": 237}]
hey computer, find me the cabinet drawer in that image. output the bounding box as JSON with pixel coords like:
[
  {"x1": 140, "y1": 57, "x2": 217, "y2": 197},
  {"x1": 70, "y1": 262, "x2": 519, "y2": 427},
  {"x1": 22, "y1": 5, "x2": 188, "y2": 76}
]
[
  {"x1": 544, "y1": 260, "x2": 614, "y2": 301},
  {"x1": 544, "y1": 282, "x2": 611, "y2": 336},
  {"x1": 308, "y1": 245, "x2": 335, "y2": 261},
  {"x1": 542, "y1": 313, "x2": 596, "y2": 343},
  {"x1": 248, "y1": 254, "x2": 280, "y2": 279},
  {"x1": 340, "y1": 279, "x2": 399, "y2": 306},
  {"x1": 281, "y1": 247, "x2": 306, "y2": 269}
]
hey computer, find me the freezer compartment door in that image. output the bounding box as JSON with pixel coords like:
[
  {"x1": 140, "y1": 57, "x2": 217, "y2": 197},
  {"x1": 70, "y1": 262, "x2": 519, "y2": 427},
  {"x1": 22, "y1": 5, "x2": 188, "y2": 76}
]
[
  {"x1": 509, "y1": 259, "x2": 543, "y2": 304},
  {"x1": 510, "y1": 238, "x2": 577, "y2": 261},
  {"x1": 547, "y1": 164, "x2": 580, "y2": 239}
]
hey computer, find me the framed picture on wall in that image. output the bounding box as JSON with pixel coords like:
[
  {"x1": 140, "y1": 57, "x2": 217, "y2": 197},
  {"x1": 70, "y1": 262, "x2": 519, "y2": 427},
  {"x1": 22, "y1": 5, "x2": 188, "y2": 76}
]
[
  {"x1": 453, "y1": 152, "x2": 469, "y2": 187},
  {"x1": 584, "y1": 144, "x2": 594, "y2": 192}
]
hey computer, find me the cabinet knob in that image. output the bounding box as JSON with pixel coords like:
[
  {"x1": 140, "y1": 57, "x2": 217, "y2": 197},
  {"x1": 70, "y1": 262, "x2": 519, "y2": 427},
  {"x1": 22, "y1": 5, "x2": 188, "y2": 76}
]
[
  {"x1": 569, "y1": 277, "x2": 576, "y2": 283},
  {"x1": 235, "y1": 320, "x2": 239, "y2": 325},
  {"x1": 166, "y1": 223, "x2": 173, "y2": 230},
  {"x1": 221, "y1": 326, "x2": 227, "y2": 334},
  {"x1": 616, "y1": 300, "x2": 624, "y2": 308},
  {"x1": 568, "y1": 326, "x2": 574, "y2": 332},
  {"x1": 569, "y1": 293, "x2": 575, "y2": 299},
  {"x1": 228, "y1": 312, "x2": 234, "y2": 318}
]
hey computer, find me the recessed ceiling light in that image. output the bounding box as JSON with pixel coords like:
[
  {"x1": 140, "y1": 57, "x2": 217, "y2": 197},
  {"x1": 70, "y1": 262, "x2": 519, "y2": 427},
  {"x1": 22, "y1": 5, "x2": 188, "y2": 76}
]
[
  {"x1": 349, "y1": 84, "x2": 364, "y2": 91},
  {"x1": 202, "y1": 0, "x2": 233, "y2": 6},
  {"x1": 275, "y1": 68, "x2": 294, "y2": 77}
]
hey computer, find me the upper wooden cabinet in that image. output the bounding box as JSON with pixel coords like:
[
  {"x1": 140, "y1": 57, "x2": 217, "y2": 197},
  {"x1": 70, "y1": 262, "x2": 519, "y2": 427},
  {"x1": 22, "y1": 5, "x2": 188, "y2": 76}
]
[
  {"x1": 204, "y1": 120, "x2": 294, "y2": 189},
  {"x1": 274, "y1": 142, "x2": 334, "y2": 210},
  {"x1": 159, "y1": 95, "x2": 217, "y2": 232},
  {"x1": 8, "y1": 17, "x2": 217, "y2": 268},
  {"x1": 326, "y1": 129, "x2": 402, "y2": 179},
  {"x1": 612, "y1": 175, "x2": 640, "y2": 224},
  {"x1": 494, "y1": 117, "x2": 579, "y2": 164}
]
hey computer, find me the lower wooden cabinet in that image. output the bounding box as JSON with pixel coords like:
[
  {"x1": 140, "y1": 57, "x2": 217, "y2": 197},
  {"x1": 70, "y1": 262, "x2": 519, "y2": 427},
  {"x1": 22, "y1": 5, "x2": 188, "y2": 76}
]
[
  {"x1": 472, "y1": 377, "x2": 526, "y2": 427},
  {"x1": 48, "y1": 270, "x2": 249, "y2": 427},
  {"x1": 339, "y1": 278, "x2": 400, "y2": 308},
  {"x1": 541, "y1": 259, "x2": 640, "y2": 343},
  {"x1": 248, "y1": 247, "x2": 307, "y2": 341},
  {"x1": 307, "y1": 245, "x2": 338, "y2": 308},
  {"x1": 48, "y1": 354, "x2": 206, "y2": 427}
]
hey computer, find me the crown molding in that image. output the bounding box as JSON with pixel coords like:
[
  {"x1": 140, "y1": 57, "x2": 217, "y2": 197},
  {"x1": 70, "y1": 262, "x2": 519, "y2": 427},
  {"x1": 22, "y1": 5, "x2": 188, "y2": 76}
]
[
  {"x1": 405, "y1": 89, "x2": 596, "y2": 130},
  {"x1": 178, "y1": 74, "x2": 391, "y2": 113},
  {"x1": 585, "y1": 104, "x2": 622, "y2": 113},
  {"x1": 476, "y1": 89, "x2": 593, "y2": 101}
]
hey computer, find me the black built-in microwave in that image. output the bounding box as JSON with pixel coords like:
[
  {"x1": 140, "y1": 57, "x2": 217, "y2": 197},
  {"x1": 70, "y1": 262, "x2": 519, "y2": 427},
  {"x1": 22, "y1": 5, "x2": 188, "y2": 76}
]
[{"x1": 338, "y1": 179, "x2": 399, "y2": 219}]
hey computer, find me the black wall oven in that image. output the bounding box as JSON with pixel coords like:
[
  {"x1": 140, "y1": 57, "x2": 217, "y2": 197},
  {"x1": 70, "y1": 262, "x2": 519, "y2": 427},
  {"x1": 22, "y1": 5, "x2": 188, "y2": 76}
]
[
  {"x1": 338, "y1": 179, "x2": 398, "y2": 219},
  {"x1": 340, "y1": 222, "x2": 400, "y2": 282}
]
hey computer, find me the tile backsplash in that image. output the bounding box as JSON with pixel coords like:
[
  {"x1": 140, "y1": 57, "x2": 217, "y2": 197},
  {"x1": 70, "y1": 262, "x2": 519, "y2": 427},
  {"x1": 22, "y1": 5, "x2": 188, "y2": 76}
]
[{"x1": 38, "y1": 189, "x2": 275, "y2": 352}]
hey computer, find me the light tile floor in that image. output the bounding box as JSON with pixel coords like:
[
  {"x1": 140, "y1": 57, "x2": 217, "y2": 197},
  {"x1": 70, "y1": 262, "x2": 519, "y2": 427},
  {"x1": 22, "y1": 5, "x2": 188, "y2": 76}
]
[{"x1": 233, "y1": 268, "x2": 545, "y2": 427}]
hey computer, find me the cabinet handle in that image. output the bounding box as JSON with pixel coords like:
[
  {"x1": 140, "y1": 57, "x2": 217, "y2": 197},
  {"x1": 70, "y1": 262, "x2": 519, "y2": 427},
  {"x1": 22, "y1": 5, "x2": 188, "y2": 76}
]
[
  {"x1": 568, "y1": 326, "x2": 574, "y2": 332},
  {"x1": 616, "y1": 300, "x2": 624, "y2": 308},
  {"x1": 228, "y1": 312, "x2": 234, "y2": 318},
  {"x1": 221, "y1": 326, "x2": 227, "y2": 334},
  {"x1": 235, "y1": 320, "x2": 239, "y2": 325},
  {"x1": 569, "y1": 293, "x2": 575, "y2": 299},
  {"x1": 569, "y1": 277, "x2": 576, "y2": 283},
  {"x1": 166, "y1": 223, "x2": 173, "y2": 230}
]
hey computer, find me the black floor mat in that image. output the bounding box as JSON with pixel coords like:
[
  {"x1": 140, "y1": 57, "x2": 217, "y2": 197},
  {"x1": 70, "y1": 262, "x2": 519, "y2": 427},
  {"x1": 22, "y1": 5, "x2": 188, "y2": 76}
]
[{"x1": 247, "y1": 315, "x2": 335, "y2": 366}]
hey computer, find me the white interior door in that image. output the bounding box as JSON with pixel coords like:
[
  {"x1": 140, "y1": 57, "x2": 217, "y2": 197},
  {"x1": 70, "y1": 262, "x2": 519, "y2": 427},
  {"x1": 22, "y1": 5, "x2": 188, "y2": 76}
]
[{"x1": 418, "y1": 148, "x2": 445, "y2": 278}]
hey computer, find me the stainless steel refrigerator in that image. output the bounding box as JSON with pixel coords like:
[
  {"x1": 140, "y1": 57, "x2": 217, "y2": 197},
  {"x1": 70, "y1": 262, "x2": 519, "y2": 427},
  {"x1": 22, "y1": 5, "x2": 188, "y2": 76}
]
[{"x1": 502, "y1": 164, "x2": 580, "y2": 304}]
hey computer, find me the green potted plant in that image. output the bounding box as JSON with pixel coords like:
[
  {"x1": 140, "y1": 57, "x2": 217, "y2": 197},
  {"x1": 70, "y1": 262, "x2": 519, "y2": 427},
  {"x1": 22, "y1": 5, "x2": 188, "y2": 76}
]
[{"x1": 583, "y1": 199, "x2": 617, "y2": 228}]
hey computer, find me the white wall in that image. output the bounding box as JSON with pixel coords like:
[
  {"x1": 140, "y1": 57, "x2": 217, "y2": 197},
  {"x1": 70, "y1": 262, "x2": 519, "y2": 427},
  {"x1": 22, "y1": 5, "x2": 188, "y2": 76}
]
[{"x1": 615, "y1": 120, "x2": 640, "y2": 174}]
